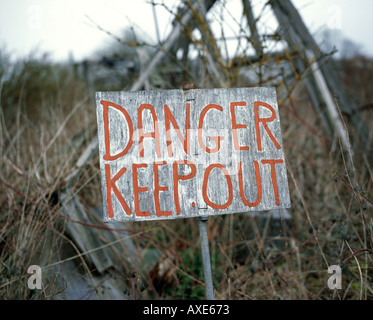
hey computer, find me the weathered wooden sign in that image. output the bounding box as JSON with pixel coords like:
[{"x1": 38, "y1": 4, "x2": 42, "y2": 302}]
[{"x1": 96, "y1": 87, "x2": 290, "y2": 222}]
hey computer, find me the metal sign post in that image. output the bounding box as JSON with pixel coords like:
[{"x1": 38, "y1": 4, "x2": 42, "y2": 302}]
[{"x1": 198, "y1": 216, "x2": 214, "y2": 300}]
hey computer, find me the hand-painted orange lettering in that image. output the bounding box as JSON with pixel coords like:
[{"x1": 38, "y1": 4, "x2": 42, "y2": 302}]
[
  {"x1": 164, "y1": 103, "x2": 191, "y2": 157},
  {"x1": 238, "y1": 161, "x2": 262, "y2": 207},
  {"x1": 132, "y1": 163, "x2": 150, "y2": 216},
  {"x1": 230, "y1": 101, "x2": 249, "y2": 151},
  {"x1": 261, "y1": 159, "x2": 284, "y2": 205},
  {"x1": 254, "y1": 101, "x2": 281, "y2": 151},
  {"x1": 173, "y1": 160, "x2": 196, "y2": 215},
  {"x1": 105, "y1": 164, "x2": 131, "y2": 218},
  {"x1": 198, "y1": 104, "x2": 225, "y2": 153},
  {"x1": 138, "y1": 104, "x2": 161, "y2": 158},
  {"x1": 202, "y1": 163, "x2": 233, "y2": 209},
  {"x1": 101, "y1": 100, "x2": 134, "y2": 161},
  {"x1": 154, "y1": 161, "x2": 172, "y2": 216}
]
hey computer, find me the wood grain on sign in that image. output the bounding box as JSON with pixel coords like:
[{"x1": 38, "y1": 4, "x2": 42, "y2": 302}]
[{"x1": 95, "y1": 87, "x2": 291, "y2": 222}]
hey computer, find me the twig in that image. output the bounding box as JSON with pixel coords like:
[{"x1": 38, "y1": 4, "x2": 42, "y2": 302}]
[
  {"x1": 314, "y1": 248, "x2": 372, "y2": 299},
  {"x1": 3, "y1": 159, "x2": 66, "y2": 287},
  {"x1": 287, "y1": 163, "x2": 330, "y2": 268}
]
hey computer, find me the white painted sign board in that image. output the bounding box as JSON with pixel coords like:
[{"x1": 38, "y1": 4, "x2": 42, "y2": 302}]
[{"x1": 96, "y1": 87, "x2": 291, "y2": 222}]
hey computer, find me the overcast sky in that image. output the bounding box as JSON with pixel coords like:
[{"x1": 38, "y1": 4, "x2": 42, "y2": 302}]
[{"x1": 0, "y1": 0, "x2": 372, "y2": 62}]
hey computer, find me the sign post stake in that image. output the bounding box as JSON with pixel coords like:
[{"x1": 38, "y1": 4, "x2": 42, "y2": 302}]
[{"x1": 198, "y1": 216, "x2": 214, "y2": 300}]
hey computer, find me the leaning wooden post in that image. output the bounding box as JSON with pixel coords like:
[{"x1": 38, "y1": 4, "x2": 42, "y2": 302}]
[
  {"x1": 270, "y1": 0, "x2": 371, "y2": 148},
  {"x1": 182, "y1": 81, "x2": 214, "y2": 300}
]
